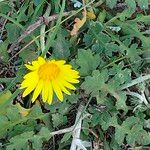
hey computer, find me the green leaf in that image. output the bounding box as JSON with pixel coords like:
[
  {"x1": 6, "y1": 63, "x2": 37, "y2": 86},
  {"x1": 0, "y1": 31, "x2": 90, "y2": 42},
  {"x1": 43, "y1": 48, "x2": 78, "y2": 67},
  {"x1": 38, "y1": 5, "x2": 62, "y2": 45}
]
[
  {"x1": 115, "y1": 92, "x2": 128, "y2": 112},
  {"x1": 97, "y1": 9, "x2": 106, "y2": 23},
  {"x1": 5, "y1": 23, "x2": 21, "y2": 43},
  {"x1": 0, "y1": 40, "x2": 9, "y2": 64},
  {"x1": 28, "y1": 105, "x2": 43, "y2": 118},
  {"x1": 0, "y1": 90, "x2": 12, "y2": 107},
  {"x1": 19, "y1": 49, "x2": 38, "y2": 63},
  {"x1": 82, "y1": 120, "x2": 89, "y2": 135},
  {"x1": 106, "y1": 0, "x2": 117, "y2": 8},
  {"x1": 83, "y1": 33, "x2": 93, "y2": 47},
  {"x1": 66, "y1": 94, "x2": 79, "y2": 104},
  {"x1": 6, "y1": 131, "x2": 33, "y2": 150},
  {"x1": 7, "y1": 105, "x2": 21, "y2": 121},
  {"x1": 126, "y1": 124, "x2": 143, "y2": 146},
  {"x1": 34, "y1": 0, "x2": 44, "y2": 6},
  {"x1": 84, "y1": 21, "x2": 103, "y2": 48},
  {"x1": 76, "y1": 49, "x2": 100, "y2": 76},
  {"x1": 58, "y1": 103, "x2": 70, "y2": 115},
  {"x1": 0, "y1": 2, "x2": 11, "y2": 14},
  {"x1": 52, "y1": 28, "x2": 71, "y2": 59},
  {"x1": 109, "y1": 64, "x2": 131, "y2": 85},
  {"x1": 105, "y1": 43, "x2": 119, "y2": 57},
  {"x1": 110, "y1": 135, "x2": 120, "y2": 150},
  {"x1": 52, "y1": 113, "x2": 67, "y2": 128},
  {"x1": 0, "y1": 115, "x2": 9, "y2": 138},
  {"x1": 136, "y1": 0, "x2": 149, "y2": 10},
  {"x1": 38, "y1": 127, "x2": 51, "y2": 140},
  {"x1": 114, "y1": 116, "x2": 149, "y2": 146},
  {"x1": 81, "y1": 69, "x2": 108, "y2": 95},
  {"x1": 91, "y1": 43, "x2": 104, "y2": 53},
  {"x1": 125, "y1": 0, "x2": 136, "y2": 11},
  {"x1": 6, "y1": 127, "x2": 51, "y2": 150},
  {"x1": 115, "y1": 127, "x2": 126, "y2": 145}
]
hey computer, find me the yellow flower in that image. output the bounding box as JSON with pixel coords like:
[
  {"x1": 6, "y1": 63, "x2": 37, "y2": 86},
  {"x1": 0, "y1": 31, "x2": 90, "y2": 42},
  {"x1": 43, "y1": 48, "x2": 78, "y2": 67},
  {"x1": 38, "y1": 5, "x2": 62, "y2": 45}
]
[{"x1": 20, "y1": 57, "x2": 80, "y2": 104}]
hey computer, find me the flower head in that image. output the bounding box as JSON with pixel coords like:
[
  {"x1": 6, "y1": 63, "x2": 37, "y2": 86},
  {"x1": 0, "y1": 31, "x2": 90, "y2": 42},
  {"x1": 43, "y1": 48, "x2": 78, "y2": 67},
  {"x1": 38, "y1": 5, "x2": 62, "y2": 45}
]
[{"x1": 20, "y1": 57, "x2": 80, "y2": 104}]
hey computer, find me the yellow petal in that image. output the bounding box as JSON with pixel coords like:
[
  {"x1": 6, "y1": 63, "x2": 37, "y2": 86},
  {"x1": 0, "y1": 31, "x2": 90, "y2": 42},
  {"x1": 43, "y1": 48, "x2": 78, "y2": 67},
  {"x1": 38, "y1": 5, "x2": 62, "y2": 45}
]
[
  {"x1": 52, "y1": 80, "x2": 63, "y2": 101},
  {"x1": 47, "y1": 82, "x2": 53, "y2": 104},
  {"x1": 66, "y1": 78, "x2": 79, "y2": 83},
  {"x1": 22, "y1": 86, "x2": 36, "y2": 97},
  {"x1": 61, "y1": 80, "x2": 76, "y2": 90},
  {"x1": 56, "y1": 60, "x2": 66, "y2": 65},
  {"x1": 23, "y1": 71, "x2": 38, "y2": 79},
  {"x1": 21, "y1": 78, "x2": 38, "y2": 88},
  {"x1": 32, "y1": 80, "x2": 43, "y2": 102},
  {"x1": 25, "y1": 64, "x2": 36, "y2": 70},
  {"x1": 42, "y1": 81, "x2": 49, "y2": 102},
  {"x1": 56, "y1": 79, "x2": 71, "y2": 95},
  {"x1": 38, "y1": 56, "x2": 46, "y2": 64},
  {"x1": 21, "y1": 72, "x2": 39, "y2": 89}
]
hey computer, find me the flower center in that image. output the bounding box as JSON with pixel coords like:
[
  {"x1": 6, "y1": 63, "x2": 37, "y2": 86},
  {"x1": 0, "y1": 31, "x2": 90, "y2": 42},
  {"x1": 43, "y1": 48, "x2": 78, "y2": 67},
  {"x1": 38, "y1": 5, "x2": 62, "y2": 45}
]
[{"x1": 38, "y1": 62, "x2": 60, "y2": 80}]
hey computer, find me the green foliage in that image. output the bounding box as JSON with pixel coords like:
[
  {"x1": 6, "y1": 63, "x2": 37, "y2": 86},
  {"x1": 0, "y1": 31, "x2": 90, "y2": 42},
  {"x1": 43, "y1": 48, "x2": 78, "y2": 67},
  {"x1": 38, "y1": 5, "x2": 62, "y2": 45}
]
[
  {"x1": 52, "y1": 28, "x2": 71, "y2": 59},
  {"x1": 52, "y1": 113, "x2": 67, "y2": 128},
  {"x1": 0, "y1": 0, "x2": 150, "y2": 149},
  {"x1": 81, "y1": 69, "x2": 108, "y2": 95},
  {"x1": 5, "y1": 23, "x2": 21, "y2": 43},
  {"x1": 0, "y1": 40, "x2": 9, "y2": 64},
  {"x1": 115, "y1": 117, "x2": 150, "y2": 146},
  {"x1": 106, "y1": 0, "x2": 117, "y2": 8},
  {"x1": 6, "y1": 127, "x2": 51, "y2": 150},
  {"x1": 76, "y1": 49, "x2": 100, "y2": 76}
]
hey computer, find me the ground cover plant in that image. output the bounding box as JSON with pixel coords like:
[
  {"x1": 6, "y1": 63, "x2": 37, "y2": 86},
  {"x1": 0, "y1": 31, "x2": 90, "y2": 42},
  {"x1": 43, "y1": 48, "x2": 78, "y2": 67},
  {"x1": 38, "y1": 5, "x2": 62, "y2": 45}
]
[{"x1": 0, "y1": 0, "x2": 150, "y2": 149}]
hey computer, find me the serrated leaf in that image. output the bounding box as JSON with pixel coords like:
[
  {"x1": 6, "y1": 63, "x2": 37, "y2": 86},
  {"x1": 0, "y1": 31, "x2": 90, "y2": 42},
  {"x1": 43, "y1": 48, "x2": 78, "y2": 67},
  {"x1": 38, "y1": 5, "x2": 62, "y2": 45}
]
[
  {"x1": 106, "y1": 0, "x2": 117, "y2": 8},
  {"x1": 125, "y1": 0, "x2": 136, "y2": 11},
  {"x1": 6, "y1": 127, "x2": 51, "y2": 150},
  {"x1": 58, "y1": 103, "x2": 70, "y2": 115},
  {"x1": 83, "y1": 33, "x2": 93, "y2": 47},
  {"x1": 53, "y1": 29, "x2": 71, "y2": 59},
  {"x1": 7, "y1": 105, "x2": 21, "y2": 121},
  {"x1": 52, "y1": 113, "x2": 67, "y2": 128},
  {"x1": 38, "y1": 127, "x2": 51, "y2": 140},
  {"x1": 137, "y1": 0, "x2": 149, "y2": 10},
  {"x1": 0, "y1": 2, "x2": 11, "y2": 14},
  {"x1": 105, "y1": 43, "x2": 119, "y2": 57},
  {"x1": 91, "y1": 43, "x2": 104, "y2": 53},
  {"x1": 76, "y1": 49, "x2": 100, "y2": 76},
  {"x1": 114, "y1": 116, "x2": 149, "y2": 146},
  {"x1": 5, "y1": 23, "x2": 21, "y2": 43},
  {"x1": 115, "y1": 92, "x2": 128, "y2": 112},
  {"x1": 81, "y1": 69, "x2": 108, "y2": 95},
  {"x1": 28, "y1": 105, "x2": 43, "y2": 118},
  {"x1": 89, "y1": 21, "x2": 103, "y2": 33},
  {"x1": 115, "y1": 127, "x2": 126, "y2": 145},
  {"x1": 6, "y1": 131, "x2": 33, "y2": 150},
  {"x1": 19, "y1": 49, "x2": 37, "y2": 63}
]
